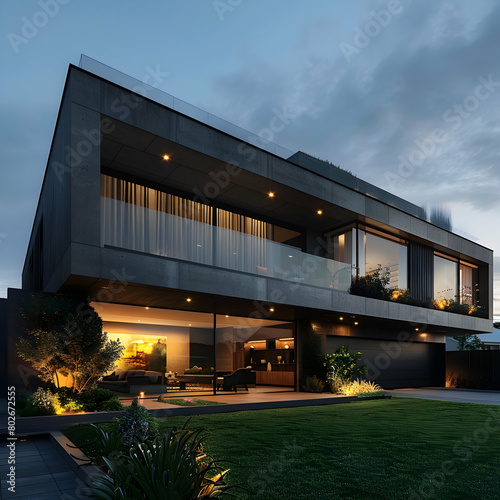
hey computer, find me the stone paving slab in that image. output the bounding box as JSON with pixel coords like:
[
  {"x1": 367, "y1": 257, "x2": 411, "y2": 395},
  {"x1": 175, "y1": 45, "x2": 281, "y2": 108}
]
[{"x1": 0, "y1": 435, "x2": 92, "y2": 499}]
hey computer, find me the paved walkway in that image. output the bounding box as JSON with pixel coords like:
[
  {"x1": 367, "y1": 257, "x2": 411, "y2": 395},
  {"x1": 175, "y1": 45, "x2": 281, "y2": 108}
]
[
  {"x1": 0, "y1": 435, "x2": 92, "y2": 499},
  {"x1": 388, "y1": 387, "x2": 500, "y2": 405}
]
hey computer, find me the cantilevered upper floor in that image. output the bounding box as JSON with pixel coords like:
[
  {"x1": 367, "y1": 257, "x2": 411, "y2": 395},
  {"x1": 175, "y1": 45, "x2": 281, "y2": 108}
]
[{"x1": 22, "y1": 60, "x2": 494, "y2": 336}]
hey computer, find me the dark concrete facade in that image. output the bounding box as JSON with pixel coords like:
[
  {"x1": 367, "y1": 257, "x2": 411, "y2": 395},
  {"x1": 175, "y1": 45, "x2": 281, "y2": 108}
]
[{"x1": 4, "y1": 63, "x2": 494, "y2": 391}]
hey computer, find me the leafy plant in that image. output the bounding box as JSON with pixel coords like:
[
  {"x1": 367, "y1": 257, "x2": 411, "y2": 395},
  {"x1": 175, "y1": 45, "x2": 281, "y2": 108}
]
[
  {"x1": 101, "y1": 399, "x2": 124, "y2": 412},
  {"x1": 348, "y1": 266, "x2": 391, "y2": 300},
  {"x1": 79, "y1": 387, "x2": 120, "y2": 412},
  {"x1": 90, "y1": 429, "x2": 235, "y2": 499},
  {"x1": 301, "y1": 375, "x2": 325, "y2": 393},
  {"x1": 118, "y1": 398, "x2": 159, "y2": 447},
  {"x1": 18, "y1": 388, "x2": 63, "y2": 416},
  {"x1": 323, "y1": 346, "x2": 367, "y2": 381}
]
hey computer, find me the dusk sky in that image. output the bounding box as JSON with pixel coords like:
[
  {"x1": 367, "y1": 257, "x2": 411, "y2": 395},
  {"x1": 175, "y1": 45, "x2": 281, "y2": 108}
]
[{"x1": 1, "y1": 0, "x2": 499, "y2": 318}]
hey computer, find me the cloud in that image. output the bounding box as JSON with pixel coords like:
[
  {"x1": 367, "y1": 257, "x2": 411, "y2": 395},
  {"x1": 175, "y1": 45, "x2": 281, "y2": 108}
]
[{"x1": 207, "y1": 1, "x2": 500, "y2": 215}]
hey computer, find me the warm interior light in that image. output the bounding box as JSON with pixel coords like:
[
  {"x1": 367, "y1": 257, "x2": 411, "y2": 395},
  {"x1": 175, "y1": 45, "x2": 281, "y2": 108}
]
[
  {"x1": 139, "y1": 391, "x2": 145, "y2": 398},
  {"x1": 279, "y1": 338, "x2": 294, "y2": 341},
  {"x1": 145, "y1": 306, "x2": 149, "y2": 310},
  {"x1": 188, "y1": 323, "x2": 192, "y2": 326},
  {"x1": 186, "y1": 298, "x2": 192, "y2": 302},
  {"x1": 163, "y1": 154, "x2": 170, "y2": 161},
  {"x1": 285, "y1": 344, "x2": 290, "y2": 349},
  {"x1": 339, "y1": 317, "x2": 343, "y2": 321},
  {"x1": 354, "y1": 321, "x2": 359, "y2": 325},
  {"x1": 269, "y1": 308, "x2": 275, "y2": 312},
  {"x1": 225, "y1": 315, "x2": 229, "y2": 318},
  {"x1": 415, "y1": 328, "x2": 419, "y2": 331},
  {"x1": 268, "y1": 192, "x2": 275, "y2": 198},
  {"x1": 317, "y1": 210, "x2": 323, "y2": 215}
]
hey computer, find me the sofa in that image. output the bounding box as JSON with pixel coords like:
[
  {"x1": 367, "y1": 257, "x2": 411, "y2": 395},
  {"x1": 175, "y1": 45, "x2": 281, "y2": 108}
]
[
  {"x1": 176, "y1": 365, "x2": 214, "y2": 387},
  {"x1": 98, "y1": 369, "x2": 164, "y2": 394}
]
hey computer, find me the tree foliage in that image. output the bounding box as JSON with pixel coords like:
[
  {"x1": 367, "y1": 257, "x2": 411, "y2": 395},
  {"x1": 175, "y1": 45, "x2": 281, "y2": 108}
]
[
  {"x1": 17, "y1": 294, "x2": 123, "y2": 392},
  {"x1": 453, "y1": 335, "x2": 484, "y2": 351}
]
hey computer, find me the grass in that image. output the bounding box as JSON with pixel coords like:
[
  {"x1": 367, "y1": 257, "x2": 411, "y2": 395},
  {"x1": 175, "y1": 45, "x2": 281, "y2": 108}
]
[
  {"x1": 64, "y1": 398, "x2": 500, "y2": 499},
  {"x1": 161, "y1": 398, "x2": 226, "y2": 406}
]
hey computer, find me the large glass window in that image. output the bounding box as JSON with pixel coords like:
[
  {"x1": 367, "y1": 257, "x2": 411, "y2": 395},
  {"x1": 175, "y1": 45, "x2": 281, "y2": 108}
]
[
  {"x1": 460, "y1": 261, "x2": 478, "y2": 306},
  {"x1": 363, "y1": 231, "x2": 408, "y2": 289},
  {"x1": 328, "y1": 226, "x2": 407, "y2": 289},
  {"x1": 434, "y1": 254, "x2": 458, "y2": 301}
]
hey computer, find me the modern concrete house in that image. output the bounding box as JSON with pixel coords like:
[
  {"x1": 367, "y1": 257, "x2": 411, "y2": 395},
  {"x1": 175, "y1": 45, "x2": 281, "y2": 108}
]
[{"x1": 1, "y1": 58, "x2": 494, "y2": 396}]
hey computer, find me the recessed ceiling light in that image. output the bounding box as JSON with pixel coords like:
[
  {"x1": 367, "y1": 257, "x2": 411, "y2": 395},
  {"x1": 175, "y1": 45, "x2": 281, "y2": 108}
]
[
  {"x1": 270, "y1": 308, "x2": 275, "y2": 312},
  {"x1": 225, "y1": 315, "x2": 229, "y2": 318},
  {"x1": 145, "y1": 307, "x2": 149, "y2": 310},
  {"x1": 415, "y1": 328, "x2": 419, "y2": 331},
  {"x1": 188, "y1": 323, "x2": 192, "y2": 326},
  {"x1": 317, "y1": 210, "x2": 323, "y2": 215},
  {"x1": 138, "y1": 320, "x2": 141, "y2": 322},
  {"x1": 354, "y1": 321, "x2": 359, "y2": 325},
  {"x1": 268, "y1": 192, "x2": 275, "y2": 198},
  {"x1": 186, "y1": 298, "x2": 192, "y2": 302},
  {"x1": 339, "y1": 317, "x2": 343, "y2": 321},
  {"x1": 163, "y1": 154, "x2": 170, "y2": 161},
  {"x1": 288, "y1": 255, "x2": 293, "y2": 258}
]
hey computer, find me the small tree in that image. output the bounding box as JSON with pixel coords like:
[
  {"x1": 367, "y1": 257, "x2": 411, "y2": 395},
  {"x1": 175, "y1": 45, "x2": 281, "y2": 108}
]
[
  {"x1": 453, "y1": 335, "x2": 484, "y2": 351},
  {"x1": 17, "y1": 294, "x2": 123, "y2": 392},
  {"x1": 323, "y1": 346, "x2": 368, "y2": 380}
]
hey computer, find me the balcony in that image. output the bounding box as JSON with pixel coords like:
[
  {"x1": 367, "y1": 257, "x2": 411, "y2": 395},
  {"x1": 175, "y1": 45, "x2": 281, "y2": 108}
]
[{"x1": 100, "y1": 197, "x2": 352, "y2": 292}]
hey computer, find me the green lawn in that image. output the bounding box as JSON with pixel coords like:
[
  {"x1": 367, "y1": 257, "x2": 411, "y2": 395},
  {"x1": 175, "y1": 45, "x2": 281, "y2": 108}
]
[{"x1": 64, "y1": 398, "x2": 500, "y2": 499}]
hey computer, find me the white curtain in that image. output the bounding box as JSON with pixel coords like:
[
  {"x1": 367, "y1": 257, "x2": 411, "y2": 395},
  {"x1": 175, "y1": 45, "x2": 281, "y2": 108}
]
[
  {"x1": 215, "y1": 209, "x2": 270, "y2": 274},
  {"x1": 101, "y1": 175, "x2": 213, "y2": 264}
]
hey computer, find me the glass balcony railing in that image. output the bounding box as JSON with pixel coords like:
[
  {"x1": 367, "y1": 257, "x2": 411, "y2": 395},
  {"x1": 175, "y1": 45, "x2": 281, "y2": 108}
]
[{"x1": 101, "y1": 197, "x2": 352, "y2": 291}]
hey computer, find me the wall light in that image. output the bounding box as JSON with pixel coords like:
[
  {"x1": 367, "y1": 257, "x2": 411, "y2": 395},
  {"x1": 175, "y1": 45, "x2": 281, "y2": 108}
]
[
  {"x1": 268, "y1": 192, "x2": 275, "y2": 198},
  {"x1": 317, "y1": 210, "x2": 323, "y2": 215},
  {"x1": 186, "y1": 298, "x2": 192, "y2": 302},
  {"x1": 354, "y1": 321, "x2": 359, "y2": 325},
  {"x1": 163, "y1": 154, "x2": 170, "y2": 161},
  {"x1": 339, "y1": 317, "x2": 343, "y2": 321},
  {"x1": 145, "y1": 307, "x2": 149, "y2": 310},
  {"x1": 269, "y1": 308, "x2": 275, "y2": 312}
]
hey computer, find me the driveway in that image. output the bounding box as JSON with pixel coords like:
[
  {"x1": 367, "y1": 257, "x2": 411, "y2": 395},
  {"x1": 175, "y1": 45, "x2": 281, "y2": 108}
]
[{"x1": 388, "y1": 387, "x2": 500, "y2": 405}]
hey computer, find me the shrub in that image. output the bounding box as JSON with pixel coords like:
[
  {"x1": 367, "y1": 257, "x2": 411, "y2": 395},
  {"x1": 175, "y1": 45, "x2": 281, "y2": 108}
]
[
  {"x1": 118, "y1": 398, "x2": 159, "y2": 447},
  {"x1": 323, "y1": 346, "x2": 367, "y2": 381},
  {"x1": 302, "y1": 375, "x2": 325, "y2": 393},
  {"x1": 18, "y1": 388, "x2": 63, "y2": 416},
  {"x1": 349, "y1": 266, "x2": 391, "y2": 300},
  {"x1": 55, "y1": 387, "x2": 84, "y2": 412},
  {"x1": 327, "y1": 374, "x2": 346, "y2": 394},
  {"x1": 90, "y1": 429, "x2": 233, "y2": 499},
  {"x1": 101, "y1": 398, "x2": 124, "y2": 412},
  {"x1": 338, "y1": 379, "x2": 382, "y2": 396},
  {"x1": 80, "y1": 387, "x2": 119, "y2": 412}
]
